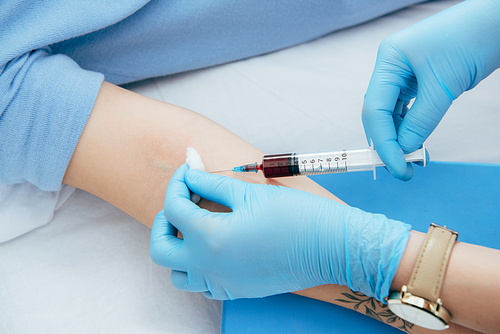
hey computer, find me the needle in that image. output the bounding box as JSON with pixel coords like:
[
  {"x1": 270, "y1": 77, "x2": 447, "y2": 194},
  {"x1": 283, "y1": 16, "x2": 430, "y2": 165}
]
[{"x1": 208, "y1": 169, "x2": 233, "y2": 173}]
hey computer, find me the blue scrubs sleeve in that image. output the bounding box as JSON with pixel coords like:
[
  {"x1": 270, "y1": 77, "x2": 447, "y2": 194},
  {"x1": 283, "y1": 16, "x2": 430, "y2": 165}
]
[
  {"x1": 0, "y1": 0, "x2": 149, "y2": 191},
  {"x1": 0, "y1": 49, "x2": 103, "y2": 191}
]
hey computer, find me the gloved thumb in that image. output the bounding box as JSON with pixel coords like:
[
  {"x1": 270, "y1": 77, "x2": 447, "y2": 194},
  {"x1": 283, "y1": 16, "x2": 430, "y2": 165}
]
[
  {"x1": 151, "y1": 164, "x2": 209, "y2": 270},
  {"x1": 150, "y1": 210, "x2": 184, "y2": 271},
  {"x1": 184, "y1": 169, "x2": 247, "y2": 209},
  {"x1": 163, "y1": 164, "x2": 206, "y2": 232}
]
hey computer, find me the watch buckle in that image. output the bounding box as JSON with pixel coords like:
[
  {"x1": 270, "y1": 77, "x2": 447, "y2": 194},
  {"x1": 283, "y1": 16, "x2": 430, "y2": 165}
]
[{"x1": 431, "y1": 223, "x2": 459, "y2": 237}]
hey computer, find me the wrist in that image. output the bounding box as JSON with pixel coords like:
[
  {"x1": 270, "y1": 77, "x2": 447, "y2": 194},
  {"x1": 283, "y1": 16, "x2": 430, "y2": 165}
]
[
  {"x1": 328, "y1": 205, "x2": 411, "y2": 301},
  {"x1": 389, "y1": 230, "x2": 426, "y2": 292}
]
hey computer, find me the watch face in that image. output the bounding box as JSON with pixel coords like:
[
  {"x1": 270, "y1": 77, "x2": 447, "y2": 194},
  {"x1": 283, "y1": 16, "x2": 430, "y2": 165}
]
[{"x1": 388, "y1": 302, "x2": 447, "y2": 330}]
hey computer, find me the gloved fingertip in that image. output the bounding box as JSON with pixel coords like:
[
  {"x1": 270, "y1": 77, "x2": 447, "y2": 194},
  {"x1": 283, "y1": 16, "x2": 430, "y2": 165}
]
[
  {"x1": 203, "y1": 291, "x2": 216, "y2": 299},
  {"x1": 184, "y1": 169, "x2": 242, "y2": 209},
  {"x1": 184, "y1": 168, "x2": 213, "y2": 195},
  {"x1": 184, "y1": 167, "x2": 205, "y2": 181},
  {"x1": 170, "y1": 270, "x2": 189, "y2": 289},
  {"x1": 387, "y1": 162, "x2": 413, "y2": 181},
  {"x1": 176, "y1": 163, "x2": 190, "y2": 175},
  {"x1": 411, "y1": 147, "x2": 430, "y2": 167},
  {"x1": 151, "y1": 210, "x2": 178, "y2": 239},
  {"x1": 200, "y1": 284, "x2": 231, "y2": 300},
  {"x1": 164, "y1": 165, "x2": 197, "y2": 212}
]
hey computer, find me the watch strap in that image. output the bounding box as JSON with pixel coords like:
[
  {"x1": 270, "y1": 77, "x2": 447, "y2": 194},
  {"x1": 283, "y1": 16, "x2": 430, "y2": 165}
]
[{"x1": 407, "y1": 223, "x2": 458, "y2": 302}]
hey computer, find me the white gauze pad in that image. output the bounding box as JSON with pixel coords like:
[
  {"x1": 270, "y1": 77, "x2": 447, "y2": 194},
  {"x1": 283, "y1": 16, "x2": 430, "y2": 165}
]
[{"x1": 185, "y1": 147, "x2": 206, "y2": 204}]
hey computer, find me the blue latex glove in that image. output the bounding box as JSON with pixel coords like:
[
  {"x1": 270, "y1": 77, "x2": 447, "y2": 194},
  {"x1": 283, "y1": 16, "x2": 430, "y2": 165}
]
[
  {"x1": 363, "y1": 0, "x2": 500, "y2": 180},
  {"x1": 150, "y1": 164, "x2": 411, "y2": 301}
]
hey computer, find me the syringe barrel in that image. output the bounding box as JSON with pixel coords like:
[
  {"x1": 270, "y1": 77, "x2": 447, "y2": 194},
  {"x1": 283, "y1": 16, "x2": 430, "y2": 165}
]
[
  {"x1": 296, "y1": 149, "x2": 370, "y2": 175},
  {"x1": 261, "y1": 147, "x2": 426, "y2": 178},
  {"x1": 261, "y1": 150, "x2": 361, "y2": 177},
  {"x1": 261, "y1": 153, "x2": 299, "y2": 178}
]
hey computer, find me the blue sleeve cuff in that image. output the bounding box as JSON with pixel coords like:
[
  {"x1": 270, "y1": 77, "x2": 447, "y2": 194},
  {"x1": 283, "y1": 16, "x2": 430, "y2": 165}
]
[
  {"x1": 344, "y1": 208, "x2": 411, "y2": 302},
  {"x1": 0, "y1": 49, "x2": 104, "y2": 191},
  {"x1": 369, "y1": 217, "x2": 411, "y2": 302}
]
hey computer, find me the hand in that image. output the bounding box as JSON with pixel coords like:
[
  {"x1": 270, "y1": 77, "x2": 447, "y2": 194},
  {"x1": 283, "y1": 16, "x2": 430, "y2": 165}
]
[
  {"x1": 150, "y1": 164, "x2": 410, "y2": 301},
  {"x1": 363, "y1": 0, "x2": 500, "y2": 180}
]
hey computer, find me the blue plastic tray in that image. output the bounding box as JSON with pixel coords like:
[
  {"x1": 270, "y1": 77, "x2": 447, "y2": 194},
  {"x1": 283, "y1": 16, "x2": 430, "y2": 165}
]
[{"x1": 222, "y1": 162, "x2": 500, "y2": 333}]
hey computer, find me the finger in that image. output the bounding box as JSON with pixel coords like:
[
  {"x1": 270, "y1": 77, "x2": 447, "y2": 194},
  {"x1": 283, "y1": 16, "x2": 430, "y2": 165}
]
[
  {"x1": 413, "y1": 148, "x2": 431, "y2": 167},
  {"x1": 150, "y1": 211, "x2": 184, "y2": 271},
  {"x1": 170, "y1": 270, "x2": 209, "y2": 293},
  {"x1": 184, "y1": 169, "x2": 246, "y2": 209},
  {"x1": 163, "y1": 164, "x2": 208, "y2": 232},
  {"x1": 202, "y1": 291, "x2": 215, "y2": 299},
  {"x1": 393, "y1": 99, "x2": 410, "y2": 133},
  {"x1": 163, "y1": 163, "x2": 192, "y2": 210},
  {"x1": 363, "y1": 86, "x2": 412, "y2": 181},
  {"x1": 397, "y1": 82, "x2": 452, "y2": 154},
  {"x1": 363, "y1": 40, "x2": 419, "y2": 181},
  {"x1": 202, "y1": 285, "x2": 232, "y2": 300}
]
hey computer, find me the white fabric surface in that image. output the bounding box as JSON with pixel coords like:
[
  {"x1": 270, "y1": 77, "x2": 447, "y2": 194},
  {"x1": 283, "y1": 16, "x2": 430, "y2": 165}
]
[
  {"x1": 1, "y1": 1, "x2": 499, "y2": 332},
  {"x1": 0, "y1": 190, "x2": 221, "y2": 334},
  {"x1": 0, "y1": 183, "x2": 75, "y2": 243}
]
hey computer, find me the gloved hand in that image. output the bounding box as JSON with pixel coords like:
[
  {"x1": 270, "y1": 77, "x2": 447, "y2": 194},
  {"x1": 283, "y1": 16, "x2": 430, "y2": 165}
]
[
  {"x1": 363, "y1": 0, "x2": 500, "y2": 180},
  {"x1": 150, "y1": 164, "x2": 411, "y2": 301}
]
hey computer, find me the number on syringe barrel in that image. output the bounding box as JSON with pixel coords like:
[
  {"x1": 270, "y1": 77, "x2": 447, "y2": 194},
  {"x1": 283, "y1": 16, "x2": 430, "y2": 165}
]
[
  {"x1": 262, "y1": 153, "x2": 298, "y2": 177},
  {"x1": 323, "y1": 151, "x2": 348, "y2": 172}
]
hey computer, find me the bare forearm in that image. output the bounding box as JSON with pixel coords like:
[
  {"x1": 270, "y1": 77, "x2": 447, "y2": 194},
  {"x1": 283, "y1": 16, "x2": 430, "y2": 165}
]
[
  {"x1": 63, "y1": 81, "x2": 341, "y2": 225},
  {"x1": 391, "y1": 231, "x2": 500, "y2": 333},
  {"x1": 296, "y1": 285, "x2": 481, "y2": 334}
]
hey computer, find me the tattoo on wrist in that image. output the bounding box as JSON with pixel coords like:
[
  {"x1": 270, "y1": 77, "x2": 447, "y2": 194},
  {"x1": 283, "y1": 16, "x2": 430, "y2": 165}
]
[{"x1": 335, "y1": 290, "x2": 414, "y2": 333}]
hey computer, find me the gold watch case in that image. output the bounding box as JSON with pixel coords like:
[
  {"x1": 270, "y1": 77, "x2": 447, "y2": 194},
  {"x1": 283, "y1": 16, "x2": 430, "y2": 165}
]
[{"x1": 387, "y1": 285, "x2": 451, "y2": 330}]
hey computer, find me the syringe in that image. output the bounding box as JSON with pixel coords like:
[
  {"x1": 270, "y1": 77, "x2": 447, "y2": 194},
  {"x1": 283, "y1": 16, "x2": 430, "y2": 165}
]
[{"x1": 212, "y1": 145, "x2": 426, "y2": 179}]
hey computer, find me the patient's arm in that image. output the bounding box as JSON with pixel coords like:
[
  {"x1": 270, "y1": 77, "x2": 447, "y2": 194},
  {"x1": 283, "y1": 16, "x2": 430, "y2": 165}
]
[
  {"x1": 63, "y1": 81, "x2": 340, "y2": 225},
  {"x1": 63, "y1": 82, "x2": 495, "y2": 334}
]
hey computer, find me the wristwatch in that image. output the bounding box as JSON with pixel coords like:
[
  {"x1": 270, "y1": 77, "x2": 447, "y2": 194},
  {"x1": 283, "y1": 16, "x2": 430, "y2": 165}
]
[{"x1": 387, "y1": 223, "x2": 458, "y2": 330}]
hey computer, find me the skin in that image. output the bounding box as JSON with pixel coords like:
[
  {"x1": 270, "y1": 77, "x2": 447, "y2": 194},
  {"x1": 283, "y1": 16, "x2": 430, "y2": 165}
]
[{"x1": 63, "y1": 82, "x2": 500, "y2": 333}]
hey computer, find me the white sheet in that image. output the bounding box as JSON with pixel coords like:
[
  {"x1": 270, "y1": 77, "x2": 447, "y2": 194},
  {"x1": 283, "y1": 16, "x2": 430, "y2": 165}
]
[
  {"x1": 1, "y1": 1, "x2": 498, "y2": 332},
  {"x1": 0, "y1": 183, "x2": 75, "y2": 243}
]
